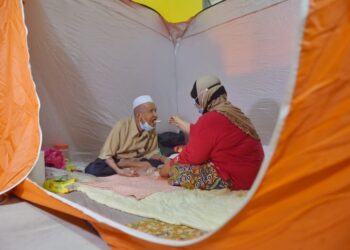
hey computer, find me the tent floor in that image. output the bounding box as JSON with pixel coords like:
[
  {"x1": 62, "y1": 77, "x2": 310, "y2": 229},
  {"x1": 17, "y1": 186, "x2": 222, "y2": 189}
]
[
  {"x1": 0, "y1": 196, "x2": 109, "y2": 250},
  {"x1": 64, "y1": 190, "x2": 145, "y2": 225}
]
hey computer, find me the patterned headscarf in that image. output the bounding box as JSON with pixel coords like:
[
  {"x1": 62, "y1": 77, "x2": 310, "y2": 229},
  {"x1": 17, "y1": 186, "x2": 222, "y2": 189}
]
[{"x1": 191, "y1": 75, "x2": 260, "y2": 140}]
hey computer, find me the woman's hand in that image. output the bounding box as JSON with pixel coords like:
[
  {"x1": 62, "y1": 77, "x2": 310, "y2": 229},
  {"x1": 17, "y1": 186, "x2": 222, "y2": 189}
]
[
  {"x1": 159, "y1": 161, "x2": 172, "y2": 178},
  {"x1": 168, "y1": 116, "x2": 190, "y2": 134},
  {"x1": 168, "y1": 116, "x2": 185, "y2": 127}
]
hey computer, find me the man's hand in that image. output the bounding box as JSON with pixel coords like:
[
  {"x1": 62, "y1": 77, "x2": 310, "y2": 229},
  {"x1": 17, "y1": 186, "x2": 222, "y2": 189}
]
[
  {"x1": 116, "y1": 167, "x2": 138, "y2": 177},
  {"x1": 105, "y1": 158, "x2": 138, "y2": 177}
]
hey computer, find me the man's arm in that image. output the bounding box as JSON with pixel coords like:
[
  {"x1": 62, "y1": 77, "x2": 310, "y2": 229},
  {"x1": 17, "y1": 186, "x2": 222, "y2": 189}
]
[{"x1": 99, "y1": 121, "x2": 122, "y2": 160}]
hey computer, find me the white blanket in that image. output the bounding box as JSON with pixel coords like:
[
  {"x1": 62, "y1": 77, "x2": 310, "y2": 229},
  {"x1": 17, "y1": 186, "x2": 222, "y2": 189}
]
[{"x1": 76, "y1": 184, "x2": 247, "y2": 231}]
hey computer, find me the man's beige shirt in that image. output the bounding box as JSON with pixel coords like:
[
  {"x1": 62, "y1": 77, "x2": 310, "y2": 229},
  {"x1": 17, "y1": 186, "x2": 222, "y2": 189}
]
[{"x1": 99, "y1": 117, "x2": 158, "y2": 160}]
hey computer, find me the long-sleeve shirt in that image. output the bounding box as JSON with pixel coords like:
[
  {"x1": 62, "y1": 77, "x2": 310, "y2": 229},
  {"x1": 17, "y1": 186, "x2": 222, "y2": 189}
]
[
  {"x1": 99, "y1": 117, "x2": 158, "y2": 160},
  {"x1": 175, "y1": 111, "x2": 264, "y2": 190}
]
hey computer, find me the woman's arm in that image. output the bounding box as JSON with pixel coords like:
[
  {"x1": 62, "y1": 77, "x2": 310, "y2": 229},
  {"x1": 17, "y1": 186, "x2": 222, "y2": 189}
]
[{"x1": 177, "y1": 114, "x2": 216, "y2": 164}]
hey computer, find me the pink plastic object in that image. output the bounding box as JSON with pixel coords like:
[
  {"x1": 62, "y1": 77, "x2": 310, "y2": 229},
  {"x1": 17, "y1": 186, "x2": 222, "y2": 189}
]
[{"x1": 44, "y1": 148, "x2": 65, "y2": 169}]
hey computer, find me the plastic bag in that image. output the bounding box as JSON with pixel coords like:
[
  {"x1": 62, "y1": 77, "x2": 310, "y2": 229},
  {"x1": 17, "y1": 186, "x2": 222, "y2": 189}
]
[{"x1": 44, "y1": 148, "x2": 65, "y2": 169}]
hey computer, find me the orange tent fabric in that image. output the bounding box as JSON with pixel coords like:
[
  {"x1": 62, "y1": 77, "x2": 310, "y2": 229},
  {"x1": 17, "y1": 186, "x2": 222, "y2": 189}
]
[
  {"x1": 1, "y1": 0, "x2": 350, "y2": 249},
  {"x1": 0, "y1": 0, "x2": 40, "y2": 194}
]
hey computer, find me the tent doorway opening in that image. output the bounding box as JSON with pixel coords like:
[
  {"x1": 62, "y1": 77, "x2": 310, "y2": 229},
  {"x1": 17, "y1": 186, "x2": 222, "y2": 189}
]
[{"x1": 22, "y1": 0, "x2": 307, "y2": 246}]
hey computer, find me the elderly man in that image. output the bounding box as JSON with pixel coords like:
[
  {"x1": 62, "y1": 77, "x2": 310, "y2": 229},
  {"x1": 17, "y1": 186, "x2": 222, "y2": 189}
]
[{"x1": 85, "y1": 95, "x2": 168, "y2": 177}]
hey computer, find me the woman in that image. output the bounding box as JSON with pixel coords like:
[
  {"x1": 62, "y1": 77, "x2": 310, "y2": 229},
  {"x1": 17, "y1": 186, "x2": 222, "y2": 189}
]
[{"x1": 159, "y1": 75, "x2": 264, "y2": 190}]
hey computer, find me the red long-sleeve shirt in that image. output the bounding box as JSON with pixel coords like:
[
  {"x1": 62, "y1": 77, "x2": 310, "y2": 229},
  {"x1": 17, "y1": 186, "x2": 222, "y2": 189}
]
[{"x1": 175, "y1": 111, "x2": 264, "y2": 190}]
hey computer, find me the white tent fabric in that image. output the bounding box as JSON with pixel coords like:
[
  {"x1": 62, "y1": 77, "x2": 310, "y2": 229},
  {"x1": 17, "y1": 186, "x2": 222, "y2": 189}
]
[
  {"x1": 177, "y1": 0, "x2": 303, "y2": 145},
  {"x1": 25, "y1": 0, "x2": 176, "y2": 161},
  {"x1": 25, "y1": 0, "x2": 304, "y2": 161}
]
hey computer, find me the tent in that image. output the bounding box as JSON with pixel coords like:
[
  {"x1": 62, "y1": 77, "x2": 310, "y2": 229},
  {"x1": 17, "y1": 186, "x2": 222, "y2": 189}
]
[{"x1": 1, "y1": 0, "x2": 350, "y2": 249}]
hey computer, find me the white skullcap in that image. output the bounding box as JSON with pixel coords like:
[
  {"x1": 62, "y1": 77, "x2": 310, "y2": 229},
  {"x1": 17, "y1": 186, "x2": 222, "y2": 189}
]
[{"x1": 132, "y1": 95, "x2": 154, "y2": 109}]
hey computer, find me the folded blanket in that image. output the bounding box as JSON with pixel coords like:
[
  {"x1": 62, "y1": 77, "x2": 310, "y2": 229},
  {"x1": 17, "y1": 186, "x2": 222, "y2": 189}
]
[
  {"x1": 76, "y1": 184, "x2": 247, "y2": 231},
  {"x1": 126, "y1": 218, "x2": 205, "y2": 240},
  {"x1": 84, "y1": 175, "x2": 183, "y2": 199}
]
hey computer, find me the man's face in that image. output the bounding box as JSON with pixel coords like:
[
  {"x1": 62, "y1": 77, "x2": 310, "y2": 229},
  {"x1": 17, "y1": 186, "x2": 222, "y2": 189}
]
[{"x1": 138, "y1": 102, "x2": 158, "y2": 127}]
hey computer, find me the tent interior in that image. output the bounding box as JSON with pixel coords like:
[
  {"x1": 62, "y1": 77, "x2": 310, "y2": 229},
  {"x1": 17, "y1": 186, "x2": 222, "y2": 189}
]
[
  {"x1": 26, "y1": 0, "x2": 305, "y2": 158},
  {"x1": 6, "y1": 0, "x2": 308, "y2": 246}
]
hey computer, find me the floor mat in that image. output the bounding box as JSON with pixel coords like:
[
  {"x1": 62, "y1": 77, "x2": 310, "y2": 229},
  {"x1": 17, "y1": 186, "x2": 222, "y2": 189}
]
[{"x1": 77, "y1": 184, "x2": 247, "y2": 231}]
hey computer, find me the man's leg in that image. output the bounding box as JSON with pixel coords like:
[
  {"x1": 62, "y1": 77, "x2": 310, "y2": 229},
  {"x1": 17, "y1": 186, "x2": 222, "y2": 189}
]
[
  {"x1": 85, "y1": 158, "x2": 117, "y2": 177},
  {"x1": 140, "y1": 158, "x2": 164, "y2": 168}
]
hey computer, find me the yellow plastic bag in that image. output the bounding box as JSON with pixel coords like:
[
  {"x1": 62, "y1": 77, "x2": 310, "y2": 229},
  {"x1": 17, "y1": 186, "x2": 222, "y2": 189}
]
[{"x1": 43, "y1": 178, "x2": 76, "y2": 194}]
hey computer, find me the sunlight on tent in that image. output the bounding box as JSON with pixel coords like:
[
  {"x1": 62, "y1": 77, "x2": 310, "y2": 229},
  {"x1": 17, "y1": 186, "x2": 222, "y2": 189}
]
[{"x1": 132, "y1": 0, "x2": 202, "y2": 23}]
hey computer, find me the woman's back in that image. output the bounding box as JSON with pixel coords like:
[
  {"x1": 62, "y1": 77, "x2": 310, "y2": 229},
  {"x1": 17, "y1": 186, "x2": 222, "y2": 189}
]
[{"x1": 180, "y1": 111, "x2": 264, "y2": 190}]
